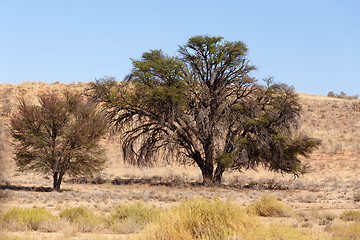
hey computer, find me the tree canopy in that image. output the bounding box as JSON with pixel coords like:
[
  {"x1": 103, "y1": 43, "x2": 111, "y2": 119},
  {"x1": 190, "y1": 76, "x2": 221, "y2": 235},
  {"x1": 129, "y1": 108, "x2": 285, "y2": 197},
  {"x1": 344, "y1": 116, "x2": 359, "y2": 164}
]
[
  {"x1": 10, "y1": 91, "x2": 107, "y2": 191},
  {"x1": 90, "y1": 35, "x2": 320, "y2": 184}
]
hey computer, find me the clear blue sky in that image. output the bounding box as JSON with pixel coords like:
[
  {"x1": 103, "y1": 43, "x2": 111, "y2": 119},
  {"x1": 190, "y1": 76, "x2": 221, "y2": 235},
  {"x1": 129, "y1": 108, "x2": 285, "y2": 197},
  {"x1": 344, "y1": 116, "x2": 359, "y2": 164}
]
[{"x1": 1, "y1": 0, "x2": 359, "y2": 95}]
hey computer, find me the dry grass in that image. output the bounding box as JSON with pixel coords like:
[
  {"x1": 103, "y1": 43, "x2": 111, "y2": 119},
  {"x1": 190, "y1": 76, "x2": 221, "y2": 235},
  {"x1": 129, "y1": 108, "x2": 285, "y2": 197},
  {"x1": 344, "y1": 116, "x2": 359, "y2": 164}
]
[
  {"x1": 106, "y1": 201, "x2": 160, "y2": 234},
  {"x1": 340, "y1": 210, "x2": 360, "y2": 222},
  {"x1": 59, "y1": 206, "x2": 104, "y2": 232},
  {"x1": 327, "y1": 222, "x2": 360, "y2": 240},
  {"x1": 0, "y1": 207, "x2": 62, "y2": 232},
  {"x1": 247, "y1": 194, "x2": 294, "y2": 217},
  {"x1": 298, "y1": 93, "x2": 360, "y2": 153},
  {"x1": 0, "y1": 196, "x2": 359, "y2": 239},
  {"x1": 136, "y1": 197, "x2": 315, "y2": 240}
]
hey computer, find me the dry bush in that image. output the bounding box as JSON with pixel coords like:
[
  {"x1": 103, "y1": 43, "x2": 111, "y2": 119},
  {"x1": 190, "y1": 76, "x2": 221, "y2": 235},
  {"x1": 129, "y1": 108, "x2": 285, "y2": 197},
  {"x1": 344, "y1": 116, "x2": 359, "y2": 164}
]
[
  {"x1": 310, "y1": 209, "x2": 336, "y2": 226},
  {"x1": 0, "y1": 207, "x2": 61, "y2": 232},
  {"x1": 107, "y1": 201, "x2": 159, "y2": 234},
  {"x1": 59, "y1": 206, "x2": 104, "y2": 232},
  {"x1": 247, "y1": 194, "x2": 294, "y2": 217},
  {"x1": 352, "y1": 101, "x2": 360, "y2": 112},
  {"x1": 327, "y1": 91, "x2": 359, "y2": 100},
  {"x1": 327, "y1": 222, "x2": 360, "y2": 240},
  {"x1": 138, "y1": 197, "x2": 258, "y2": 240},
  {"x1": 296, "y1": 193, "x2": 317, "y2": 203},
  {"x1": 137, "y1": 197, "x2": 320, "y2": 240},
  {"x1": 340, "y1": 210, "x2": 360, "y2": 221},
  {"x1": 354, "y1": 191, "x2": 360, "y2": 202}
]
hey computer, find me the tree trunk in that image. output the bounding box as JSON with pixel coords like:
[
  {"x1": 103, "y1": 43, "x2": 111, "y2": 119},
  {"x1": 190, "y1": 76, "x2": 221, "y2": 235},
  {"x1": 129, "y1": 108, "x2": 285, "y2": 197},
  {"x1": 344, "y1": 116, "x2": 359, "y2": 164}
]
[
  {"x1": 200, "y1": 165, "x2": 214, "y2": 185},
  {"x1": 200, "y1": 163, "x2": 226, "y2": 185},
  {"x1": 53, "y1": 172, "x2": 64, "y2": 191},
  {"x1": 214, "y1": 165, "x2": 225, "y2": 184},
  {"x1": 201, "y1": 139, "x2": 215, "y2": 185}
]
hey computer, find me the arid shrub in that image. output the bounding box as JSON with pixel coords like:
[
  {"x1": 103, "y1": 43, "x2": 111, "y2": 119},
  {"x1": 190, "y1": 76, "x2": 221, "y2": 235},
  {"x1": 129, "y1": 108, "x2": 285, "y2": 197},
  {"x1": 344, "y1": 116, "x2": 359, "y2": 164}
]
[
  {"x1": 352, "y1": 101, "x2": 360, "y2": 112},
  {"x1": 340, "y1": 210, "x2": 360, "y2": 221},
  {"x1": 59, "y1": 206, "x2": 103, "y2": 232},
  {"x1": 327, "y1": 222, "x2": 360, "y2": 240},
  {"x1": 247, "y1": 194, "x2": 294, "y2": 217},
  {"x1": 309, "y1": 209, "x2": 336, "y2": 226},
  {"x1": 138, "y1": 197, "x2": 256, "y2": 240},
  {"x1": 354, "y1": 191, "x2": 360, "y2": 202},
  {"x1": 107, "y1": 201, "x2": 159, "y2": 233},
  {"x1": 1, "y1": 207, "x2": 56, "y2": 231},
  {"x1": 137, "y1": 197, "x2": 318, "y2": 240},
  {"x1": 328, "y1": 91, "x2": 359, "y2": 100}
]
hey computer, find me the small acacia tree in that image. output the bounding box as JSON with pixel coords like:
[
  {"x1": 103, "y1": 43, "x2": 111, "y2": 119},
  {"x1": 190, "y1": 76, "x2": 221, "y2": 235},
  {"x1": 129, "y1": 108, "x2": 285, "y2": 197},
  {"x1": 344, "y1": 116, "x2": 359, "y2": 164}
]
[
  {"x1": 90, "y1": 35, "x2": 320, "y2": 184},
  {"x1": 10, "y1": 91, "x2": 107, "y2": 191}
]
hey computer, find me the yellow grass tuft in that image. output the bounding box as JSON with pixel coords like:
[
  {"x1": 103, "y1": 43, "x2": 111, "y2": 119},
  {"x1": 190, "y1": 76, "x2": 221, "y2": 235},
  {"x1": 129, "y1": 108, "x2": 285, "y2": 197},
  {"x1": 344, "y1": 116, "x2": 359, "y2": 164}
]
[
  {"x1": 107, "y1": 201, "x2": 160, "y2": 234},
  {"x1": 0, "y1": 207, "x2": 56, "y2": 231},
  {"x1": 136, "y1": 197, "x2": 317, "y2": 240},
  {"x1": 138, "y1": 197, "x2": 256, "y2": 240},
  {"x1": 247, "y1": 194, "x2": 294, "y2": 217},
  {"x1": 327, "y1": 222, "x2": 360, "y2": 240},
  {"x1": 59, "y1": 206, "x2": 104, "y2": 232}
]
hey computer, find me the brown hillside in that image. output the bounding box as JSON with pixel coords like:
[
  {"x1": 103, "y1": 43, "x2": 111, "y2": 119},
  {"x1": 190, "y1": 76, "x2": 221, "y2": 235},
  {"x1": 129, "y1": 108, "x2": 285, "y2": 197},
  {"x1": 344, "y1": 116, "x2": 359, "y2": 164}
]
[{"x1": 298, "y1": 93, "x2": 360, "y2": 153}]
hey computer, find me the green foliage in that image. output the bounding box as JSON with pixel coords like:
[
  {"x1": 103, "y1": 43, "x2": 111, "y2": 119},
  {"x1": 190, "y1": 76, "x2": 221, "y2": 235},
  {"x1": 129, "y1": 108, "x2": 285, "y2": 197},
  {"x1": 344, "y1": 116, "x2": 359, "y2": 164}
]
[
  {"x1": 216, "y1": 152, "x2": 235, "y2": 168},
  {"x1": 1, "y1": 207, "x2": 55, "y2": 231},
  {"x1": 90, "y1": 35, "x2": 320, "y2": 184},
  {"x1": 247, "y1": 194, "x2": 294, "y2": 217},
  {"x1": 340, "y1": 210, "x2": 360, "y2": 221}
]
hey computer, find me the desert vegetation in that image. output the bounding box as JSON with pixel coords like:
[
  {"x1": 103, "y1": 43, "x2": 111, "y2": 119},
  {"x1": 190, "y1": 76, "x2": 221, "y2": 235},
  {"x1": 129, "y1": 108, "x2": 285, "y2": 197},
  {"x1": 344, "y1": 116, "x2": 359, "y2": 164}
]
[
  {"x1": 327, "y1": 91, "x2": 359, "y2": 100},
  {"x1": 0, "y1": 197, "x2": 360, "y2": 239},
  {"x1": 10, "y1": 91, "x2": 107, "y2": 191},
  {"x1": 90, "y1": 36, "x2": 319, "y2": 185},
  {"x1": 0, "y1": 37, "x2": 359, "y2": 239}
]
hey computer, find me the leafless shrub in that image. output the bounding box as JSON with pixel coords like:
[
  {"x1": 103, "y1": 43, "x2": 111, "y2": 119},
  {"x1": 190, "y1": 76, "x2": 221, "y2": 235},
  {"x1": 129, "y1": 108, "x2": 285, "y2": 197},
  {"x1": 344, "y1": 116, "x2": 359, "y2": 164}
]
[
  {"x1": 354, "y1": 191, "x2": 360, "y2": 202},
  {"x1": 92, "y1": 175, "x2": 107, "y2": 184},
  {"x1": 352, "y1": 101, "x2": 360, "y2": 112},
  {"x1": 1, "y1": 105, "x2": 12, "y2": 116},
  {"x1": 297, "y1": 193, "x2": 316, "y2": 203},
  {"x1": 328, "y1": 91, "x2": 359, "y2": 100}
]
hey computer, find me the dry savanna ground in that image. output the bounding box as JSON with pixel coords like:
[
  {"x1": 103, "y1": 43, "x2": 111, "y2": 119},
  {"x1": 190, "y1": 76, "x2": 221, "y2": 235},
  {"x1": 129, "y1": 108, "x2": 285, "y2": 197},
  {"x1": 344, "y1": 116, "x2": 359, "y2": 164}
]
[{"x1": 0, "y1": 82, "x2": 359, "y2": 239}]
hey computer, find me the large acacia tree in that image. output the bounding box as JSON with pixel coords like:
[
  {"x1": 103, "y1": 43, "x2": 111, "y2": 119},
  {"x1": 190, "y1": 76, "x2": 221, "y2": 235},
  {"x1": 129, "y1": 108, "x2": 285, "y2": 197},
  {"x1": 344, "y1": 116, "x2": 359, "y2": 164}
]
[
  {"x1": 10, "y1": 91, "x2": 107, "y2": 191},
  {"x1": 90, "y1": 35, "x2": 320, "y2": 184}
]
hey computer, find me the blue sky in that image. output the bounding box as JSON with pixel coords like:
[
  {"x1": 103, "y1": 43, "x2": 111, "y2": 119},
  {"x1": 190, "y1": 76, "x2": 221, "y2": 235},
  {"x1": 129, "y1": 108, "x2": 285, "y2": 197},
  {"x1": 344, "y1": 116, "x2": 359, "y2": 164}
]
[{"x1": 1, "y1": 0, "x2": 359, "y2": 95}]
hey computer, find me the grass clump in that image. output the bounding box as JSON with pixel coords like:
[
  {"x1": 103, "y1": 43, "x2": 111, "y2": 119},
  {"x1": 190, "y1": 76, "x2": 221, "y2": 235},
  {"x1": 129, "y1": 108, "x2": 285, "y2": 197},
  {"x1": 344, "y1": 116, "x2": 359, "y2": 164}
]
[
  {"x1": 107, "y1": 201, "x2": 159, "y2": 234},
  {"x1": 0, "y1": 237, "x2": 33, "y2": 240},
  {"x1": 138, "y1": 197, "x2": 256, "y2": 240},
  {"x1": 340, "y1": 210, "x2": 360, "y2": 221},
  {"x1": 1, "y1": 207, "x2": 56, "y2": 231},
  {"x1": 301, "y1": 209, "x2": 337, "y2": 226},
  {"x1": 59, "y1": 206, "x2": 103, "y2": 232},
  {"x1": 327, "y1": 222, "x2": 360, "y2": 240},
  {"x1": 138, "y1": 197, "x2": 319, "y2": 240},
  {"x1": 247, "y1": 194, "x2": 293, "y2": 217}
]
